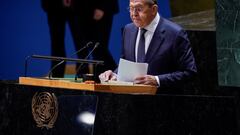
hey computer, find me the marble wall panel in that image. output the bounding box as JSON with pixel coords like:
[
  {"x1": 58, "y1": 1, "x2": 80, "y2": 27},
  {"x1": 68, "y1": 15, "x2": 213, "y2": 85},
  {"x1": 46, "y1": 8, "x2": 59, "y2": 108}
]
[{"x1": 216, "y1": 0, "x2": 240, "y2": 86}]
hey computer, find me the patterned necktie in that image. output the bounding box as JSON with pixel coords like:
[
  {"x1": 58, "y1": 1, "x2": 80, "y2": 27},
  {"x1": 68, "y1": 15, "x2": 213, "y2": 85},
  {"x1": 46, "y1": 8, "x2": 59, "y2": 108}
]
[{"x1": 137, "y1": 28, "x2": 147, "y2": 63}]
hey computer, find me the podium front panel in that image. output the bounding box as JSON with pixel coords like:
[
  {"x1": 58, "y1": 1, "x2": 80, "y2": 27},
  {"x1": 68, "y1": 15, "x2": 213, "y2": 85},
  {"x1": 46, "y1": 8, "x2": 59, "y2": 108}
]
[{"x1": 0, "y1": 81, "x2": 238, "y2": 135}]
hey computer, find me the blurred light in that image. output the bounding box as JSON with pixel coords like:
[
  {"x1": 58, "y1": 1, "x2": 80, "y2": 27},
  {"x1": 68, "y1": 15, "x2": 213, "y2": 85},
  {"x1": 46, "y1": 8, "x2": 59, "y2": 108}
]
[{"x1": 77, "y1": 111, "x2": 95, "y2": 125}]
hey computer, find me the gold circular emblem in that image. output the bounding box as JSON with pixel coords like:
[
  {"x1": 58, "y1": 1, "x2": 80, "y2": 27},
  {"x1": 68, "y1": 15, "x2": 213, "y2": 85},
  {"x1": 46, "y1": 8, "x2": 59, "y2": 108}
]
[{"x1": 32, "y1": 92, "x2": 58, "y2": 129}]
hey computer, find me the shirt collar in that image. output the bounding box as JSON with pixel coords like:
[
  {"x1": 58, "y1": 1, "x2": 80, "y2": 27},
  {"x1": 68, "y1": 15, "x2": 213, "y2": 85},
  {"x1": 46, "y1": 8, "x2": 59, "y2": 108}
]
[{"x1": 140, "y1": 13, "x2": 160, "y2": 33}]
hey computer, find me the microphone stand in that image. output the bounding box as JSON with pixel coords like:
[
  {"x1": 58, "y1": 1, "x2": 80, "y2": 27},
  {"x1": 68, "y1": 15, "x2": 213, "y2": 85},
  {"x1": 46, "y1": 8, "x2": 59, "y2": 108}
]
[
  {"x1": 75, "y1": 42, "x2": 100, "y2": 81},
  {"x1": 24, "y1": 42, "x2": 104, "y2": 81},
  {"x1": 47, "y1": 41, "x2": 93, "y2": 79},
  {"x1": 24, "y1": 55, "x2": 103, "y2": 80}
]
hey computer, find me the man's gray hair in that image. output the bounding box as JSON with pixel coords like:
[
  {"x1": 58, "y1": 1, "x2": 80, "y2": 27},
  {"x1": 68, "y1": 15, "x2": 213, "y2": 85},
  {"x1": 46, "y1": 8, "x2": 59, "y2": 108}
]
[{"x1": 146, "y1": 0, "x2": 158, "y2": 5}]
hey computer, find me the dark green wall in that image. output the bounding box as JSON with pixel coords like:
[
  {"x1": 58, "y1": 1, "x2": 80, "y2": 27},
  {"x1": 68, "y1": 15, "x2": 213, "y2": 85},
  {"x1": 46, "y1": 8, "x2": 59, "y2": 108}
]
[{"x1": 216, "y1": 0, "x2": 240, "y2": 87}]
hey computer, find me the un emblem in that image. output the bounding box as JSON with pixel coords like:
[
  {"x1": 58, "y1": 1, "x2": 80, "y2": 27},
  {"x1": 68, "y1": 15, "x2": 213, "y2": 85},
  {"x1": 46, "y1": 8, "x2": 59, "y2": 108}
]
[{"x1": 32, "y1": 92, "x2": 58, "y2": 129}]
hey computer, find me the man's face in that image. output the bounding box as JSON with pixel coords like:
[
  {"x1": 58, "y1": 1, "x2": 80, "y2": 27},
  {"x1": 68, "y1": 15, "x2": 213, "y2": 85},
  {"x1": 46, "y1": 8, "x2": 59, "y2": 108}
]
[{"x1": 129, "y1": 0, "x2": 157, "y2": 28}]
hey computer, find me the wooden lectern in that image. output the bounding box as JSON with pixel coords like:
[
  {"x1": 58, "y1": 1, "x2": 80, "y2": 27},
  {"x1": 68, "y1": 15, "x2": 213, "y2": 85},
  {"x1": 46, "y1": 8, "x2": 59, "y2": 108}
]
[{"x1": 19, "y1": 77, "x2": 157, "y2": 95}]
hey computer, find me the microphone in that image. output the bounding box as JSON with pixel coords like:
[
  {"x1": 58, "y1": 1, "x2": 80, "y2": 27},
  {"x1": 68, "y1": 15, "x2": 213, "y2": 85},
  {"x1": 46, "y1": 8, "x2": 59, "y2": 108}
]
[
  {"x1": 48, "y1": 41, "x2": 93, "y2": 79},
  {"x1": 75, "y1": 42, "x2": 100, "y2": 80}
]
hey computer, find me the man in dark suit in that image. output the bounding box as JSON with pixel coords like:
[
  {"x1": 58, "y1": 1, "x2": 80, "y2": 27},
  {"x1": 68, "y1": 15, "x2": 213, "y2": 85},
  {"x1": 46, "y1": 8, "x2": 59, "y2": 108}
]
[
  {"x1": 41, "y1": 0, "x2": 95, "y2": 77},
  {"x1": 41, "y1": 0, "x2": 119, "y2": 77},
  {"x1": 91, "y1": 0, "x2": 119, "y2": 76},
  {"x1": 99, "y1": 0, "x2": 197, "y2": 94}
]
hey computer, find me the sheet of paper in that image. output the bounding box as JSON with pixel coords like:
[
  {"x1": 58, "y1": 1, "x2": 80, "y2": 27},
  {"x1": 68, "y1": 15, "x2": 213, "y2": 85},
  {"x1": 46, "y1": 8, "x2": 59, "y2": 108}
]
[
  {"x1": 117, "y1": 58, "x2": 148, "y2": 82},
  {"x1": 101, "y1": 80, "x2": 134, "y2": 85}
]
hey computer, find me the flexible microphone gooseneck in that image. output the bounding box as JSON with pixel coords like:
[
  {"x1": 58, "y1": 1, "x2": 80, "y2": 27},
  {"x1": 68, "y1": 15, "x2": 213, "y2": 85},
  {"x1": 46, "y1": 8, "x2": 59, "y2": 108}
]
[
  {"x1": 48, "y1": 41, "x2": 93, "y2": 79},
  {"x1": 74, "y1": 42, "x2": 100, "y2": 80}
]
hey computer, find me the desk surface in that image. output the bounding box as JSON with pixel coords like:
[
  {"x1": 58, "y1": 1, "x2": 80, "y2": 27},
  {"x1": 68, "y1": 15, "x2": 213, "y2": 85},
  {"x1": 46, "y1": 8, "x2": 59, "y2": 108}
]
[{"x1": 19, "y1": 77, "x2": 157, "y2": 95}]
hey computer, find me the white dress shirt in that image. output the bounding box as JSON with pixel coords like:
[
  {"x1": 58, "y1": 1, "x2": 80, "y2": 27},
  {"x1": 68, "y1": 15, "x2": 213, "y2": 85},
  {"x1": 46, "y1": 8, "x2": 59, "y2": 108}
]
[{"x1": 135, "y1": 13, "x2": 160, "y2": 86}]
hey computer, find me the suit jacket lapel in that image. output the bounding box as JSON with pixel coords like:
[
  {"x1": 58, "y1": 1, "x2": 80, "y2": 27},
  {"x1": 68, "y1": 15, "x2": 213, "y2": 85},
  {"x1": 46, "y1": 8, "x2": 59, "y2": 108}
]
[{"x1": 145, "y1": 19, "x2": 165, "y2": 63}]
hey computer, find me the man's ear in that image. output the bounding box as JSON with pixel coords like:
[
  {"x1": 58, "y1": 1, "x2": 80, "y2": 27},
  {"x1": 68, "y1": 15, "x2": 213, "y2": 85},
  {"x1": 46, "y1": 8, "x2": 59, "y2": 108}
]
[{"x1": 152, "y1": 5, "x2": 158, "y2": 14}]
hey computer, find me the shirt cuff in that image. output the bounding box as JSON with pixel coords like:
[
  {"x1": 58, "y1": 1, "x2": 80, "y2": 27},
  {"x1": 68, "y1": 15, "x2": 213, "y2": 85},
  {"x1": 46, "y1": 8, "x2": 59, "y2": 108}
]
[{"x1": 154, "y1": 76, "x2": 160, "y2": 86}]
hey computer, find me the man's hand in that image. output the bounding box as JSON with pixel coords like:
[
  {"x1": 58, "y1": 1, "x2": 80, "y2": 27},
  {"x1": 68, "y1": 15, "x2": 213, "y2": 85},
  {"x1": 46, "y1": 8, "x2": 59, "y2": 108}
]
[
  {"x1": 93, "y1": 9, "x2": 104, "y2": 21},
  {"x1": 134, "y1": 75, "x2": 158, "y2": 86},
  {"x1": 99, "y1": 70, "x2": 117, "y2": 82}
]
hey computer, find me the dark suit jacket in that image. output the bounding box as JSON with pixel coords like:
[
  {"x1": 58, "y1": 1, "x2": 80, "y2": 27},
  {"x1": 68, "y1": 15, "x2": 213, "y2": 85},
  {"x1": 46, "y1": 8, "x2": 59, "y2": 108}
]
[
  {"x1": 121, "y1": 17, "x2": 197, "y2": 94},
  {"x1": 95, "y1": 0, "x2": 119, "y2": 15},
  {"x1": 41, "y1": 0, "x2": 119, "y2": 17}
]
